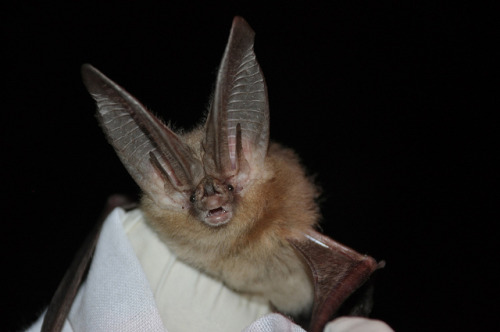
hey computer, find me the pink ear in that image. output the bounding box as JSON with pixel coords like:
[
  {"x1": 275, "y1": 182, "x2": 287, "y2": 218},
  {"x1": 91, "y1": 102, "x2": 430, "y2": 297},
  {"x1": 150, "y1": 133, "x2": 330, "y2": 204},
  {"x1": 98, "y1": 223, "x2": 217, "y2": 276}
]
[
  {"x1": 82, "y1": 64, "x2": 203, "y2": 209},
  {"x1": 203, "y1": 16, "x2": 269, "y2": 186}
]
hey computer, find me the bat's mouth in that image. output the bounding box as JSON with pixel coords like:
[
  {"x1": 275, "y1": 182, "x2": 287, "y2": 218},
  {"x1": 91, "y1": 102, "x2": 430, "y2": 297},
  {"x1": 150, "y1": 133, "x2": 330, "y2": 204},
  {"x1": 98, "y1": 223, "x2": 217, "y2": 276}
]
[
  {"x1": 205, "y1": 206, "x2": 232, "y2": 226},
  {"x1": 209, "y1": 207, "x2": 225, "y2": 215}
]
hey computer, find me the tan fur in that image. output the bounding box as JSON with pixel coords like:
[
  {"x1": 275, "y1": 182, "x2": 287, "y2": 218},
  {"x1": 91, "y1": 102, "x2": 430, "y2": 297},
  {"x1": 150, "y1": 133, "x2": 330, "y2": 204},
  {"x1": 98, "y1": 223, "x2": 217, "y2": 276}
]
[
  {"x1": 142, "y1": 130, "x2": 320, "y2": 315},
  {"x1": 82, "y1": 18, "x2": 323, "y2": 318}
]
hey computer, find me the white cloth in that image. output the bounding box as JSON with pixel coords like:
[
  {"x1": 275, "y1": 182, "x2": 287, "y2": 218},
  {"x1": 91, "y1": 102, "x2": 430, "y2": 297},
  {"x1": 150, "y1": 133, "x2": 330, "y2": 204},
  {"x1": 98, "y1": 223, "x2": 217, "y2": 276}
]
[
  {"x1": 26, "y1": 208, "x2": 393, "y2": 332},
  {"x1": 122, "y1": 208, "x2": 272, "y2": 331},
  {"x1": 324, "y1": 317, "x2": 393, "y2": 332}
]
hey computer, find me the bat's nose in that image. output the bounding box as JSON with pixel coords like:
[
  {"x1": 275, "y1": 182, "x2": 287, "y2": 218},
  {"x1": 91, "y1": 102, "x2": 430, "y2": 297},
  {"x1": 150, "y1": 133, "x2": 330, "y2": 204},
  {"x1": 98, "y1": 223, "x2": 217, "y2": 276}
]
[
  {"x1": 204, "y1": 181, "x2": 216, "y2": 196},
  {"x1": 199, "y1": 176, "x2": 223, "y2": 197}
]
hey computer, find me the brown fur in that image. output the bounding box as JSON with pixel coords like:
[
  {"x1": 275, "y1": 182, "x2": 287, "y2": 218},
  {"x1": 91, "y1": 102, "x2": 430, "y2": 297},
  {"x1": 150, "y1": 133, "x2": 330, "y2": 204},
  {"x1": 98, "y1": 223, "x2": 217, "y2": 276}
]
[
  {"x1": 82, "y1": 17, "x2": 323, "y2": 317},
  {"x1": 142, "y1": 131, "x2": 320, "y2": 315}
]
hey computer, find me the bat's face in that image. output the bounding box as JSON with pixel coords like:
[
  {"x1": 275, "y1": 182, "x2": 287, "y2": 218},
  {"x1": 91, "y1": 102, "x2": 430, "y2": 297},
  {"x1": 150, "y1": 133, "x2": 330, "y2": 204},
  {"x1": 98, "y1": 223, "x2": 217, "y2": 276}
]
[
  {"x1": 190, "y1": 176, "x2": 235, "y2": 226},
  {"x1": 82, "y1": 17, "x2": 269, "y2": 230}
]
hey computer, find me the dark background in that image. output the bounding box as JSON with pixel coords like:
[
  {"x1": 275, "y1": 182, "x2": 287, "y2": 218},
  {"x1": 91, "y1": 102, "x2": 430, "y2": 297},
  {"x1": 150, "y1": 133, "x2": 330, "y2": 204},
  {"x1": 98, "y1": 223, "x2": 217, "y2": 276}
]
[{"x1": 2, "y1": 1, "x2": 496, "y2": 331}]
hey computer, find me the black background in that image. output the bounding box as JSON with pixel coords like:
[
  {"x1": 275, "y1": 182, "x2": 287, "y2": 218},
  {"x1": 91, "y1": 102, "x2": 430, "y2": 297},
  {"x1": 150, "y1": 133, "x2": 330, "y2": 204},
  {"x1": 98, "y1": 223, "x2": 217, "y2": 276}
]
[{"x1": 2, "y1": 1, "x2": 496, "y2": 331}]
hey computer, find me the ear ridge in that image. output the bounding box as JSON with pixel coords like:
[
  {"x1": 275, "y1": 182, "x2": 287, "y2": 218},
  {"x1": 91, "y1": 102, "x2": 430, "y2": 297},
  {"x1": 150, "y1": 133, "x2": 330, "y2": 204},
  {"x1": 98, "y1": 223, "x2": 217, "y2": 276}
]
[
  {"x1": 81, "y1": 64, "x2": 202, "y2": 209},
  {"x1": 203, "y1": 16, "x2": 270, "y2": 185}
]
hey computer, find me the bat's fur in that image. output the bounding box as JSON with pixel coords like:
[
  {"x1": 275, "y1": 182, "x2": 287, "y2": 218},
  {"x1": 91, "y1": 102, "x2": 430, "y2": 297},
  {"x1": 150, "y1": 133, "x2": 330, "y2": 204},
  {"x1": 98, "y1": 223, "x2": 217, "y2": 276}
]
[{"x1": 142, "y1": 126, "x2": 320, "y2": 315}]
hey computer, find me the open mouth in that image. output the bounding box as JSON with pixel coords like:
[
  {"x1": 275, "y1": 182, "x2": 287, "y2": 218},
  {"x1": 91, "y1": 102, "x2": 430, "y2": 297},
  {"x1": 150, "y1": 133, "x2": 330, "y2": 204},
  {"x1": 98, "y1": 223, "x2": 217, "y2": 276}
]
[
  {"x1": 208, "y1": 207, "x2": 226, "y2": 216},
  {"x1": 205, "y1": 207, "x2": 231, "y2": 226}
]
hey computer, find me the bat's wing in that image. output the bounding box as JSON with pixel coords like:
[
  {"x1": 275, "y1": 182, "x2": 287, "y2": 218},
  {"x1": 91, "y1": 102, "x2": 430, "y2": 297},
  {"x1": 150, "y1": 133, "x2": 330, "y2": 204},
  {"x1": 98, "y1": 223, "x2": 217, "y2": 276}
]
[{"x1": 290, "y1": 230, "x2": 382, "y2": 332}]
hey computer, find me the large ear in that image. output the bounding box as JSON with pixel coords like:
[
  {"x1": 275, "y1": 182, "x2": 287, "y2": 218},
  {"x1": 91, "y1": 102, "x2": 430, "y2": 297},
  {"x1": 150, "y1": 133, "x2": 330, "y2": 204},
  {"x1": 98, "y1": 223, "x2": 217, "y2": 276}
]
[
  {"x1": 203, "y1": 16, "x2": 269, "y2": 187},
  {"x1": 81, "y1": 64, "x2": 203, "y2": 209}
]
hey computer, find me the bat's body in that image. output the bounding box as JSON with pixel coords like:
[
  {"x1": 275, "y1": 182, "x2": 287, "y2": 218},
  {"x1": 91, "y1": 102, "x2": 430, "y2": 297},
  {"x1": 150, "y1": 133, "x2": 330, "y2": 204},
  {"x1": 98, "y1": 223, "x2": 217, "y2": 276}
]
[
  {"x1": 82, "y1": 16, "x2": 379, "y2": 331},
  {"x1": 143, "y1": 140, "x2": 318, "y2": 315}
]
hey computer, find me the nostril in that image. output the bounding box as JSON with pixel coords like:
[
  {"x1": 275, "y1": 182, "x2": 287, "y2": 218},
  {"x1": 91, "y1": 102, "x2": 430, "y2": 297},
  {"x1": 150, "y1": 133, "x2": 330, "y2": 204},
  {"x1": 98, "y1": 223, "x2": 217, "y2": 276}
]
[
  {"x1": 199, "y1": 177, "x2": 226, "y2": 198},
  {"x1": 204, "y1": 183, "x2": 216, "y2": 196}
]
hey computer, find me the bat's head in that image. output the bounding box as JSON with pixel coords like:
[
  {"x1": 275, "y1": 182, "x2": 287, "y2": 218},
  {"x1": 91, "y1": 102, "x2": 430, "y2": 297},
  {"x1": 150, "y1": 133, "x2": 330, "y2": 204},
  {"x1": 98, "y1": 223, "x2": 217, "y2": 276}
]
[
  {"x1": 189, "y1": 176, "x2": 234, "y2": 226},
  {"x1": 82, "y1": 17, "x2": 269, "y2": 228}
]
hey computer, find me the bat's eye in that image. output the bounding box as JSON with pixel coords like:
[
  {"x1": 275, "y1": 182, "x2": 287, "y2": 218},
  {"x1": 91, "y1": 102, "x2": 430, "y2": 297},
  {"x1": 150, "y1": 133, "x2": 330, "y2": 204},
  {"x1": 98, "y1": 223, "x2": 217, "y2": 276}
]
[
  {"x1": 190, "y1": 194, "x2": 196, "y2": 203},
  {"x1": 227, "y1": 184, "x2": 234, "y2": 191}
]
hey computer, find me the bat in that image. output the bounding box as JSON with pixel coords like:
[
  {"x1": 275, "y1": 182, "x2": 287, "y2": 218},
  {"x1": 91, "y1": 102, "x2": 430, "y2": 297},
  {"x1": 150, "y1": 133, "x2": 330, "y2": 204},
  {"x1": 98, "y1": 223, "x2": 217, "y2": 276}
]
[{"x1": 79, "y1": 16, "x2": 380, "y2": 332}]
